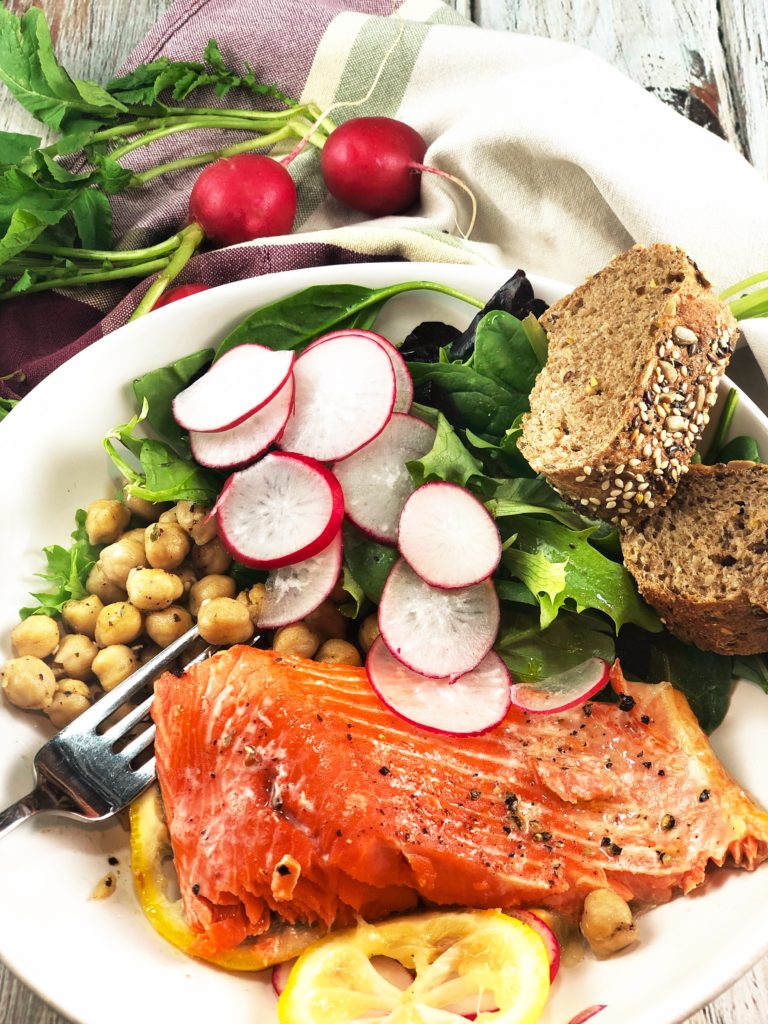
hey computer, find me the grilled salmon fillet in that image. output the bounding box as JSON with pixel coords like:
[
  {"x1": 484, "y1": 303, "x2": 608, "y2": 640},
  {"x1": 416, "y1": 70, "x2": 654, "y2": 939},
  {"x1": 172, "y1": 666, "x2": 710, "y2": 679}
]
[{"x1": 152, "y1": 646, "x2": 768, "y2": 956}]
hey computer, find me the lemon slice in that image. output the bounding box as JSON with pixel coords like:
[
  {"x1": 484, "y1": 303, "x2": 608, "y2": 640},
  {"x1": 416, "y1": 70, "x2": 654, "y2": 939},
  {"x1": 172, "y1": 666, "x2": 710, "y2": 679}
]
[
  {"x1": 278, "y1": 909, "x2": 550, "y2": 1023},
  {"x1": 129, "y1": 785, "x2": 322, "y2": 970}
]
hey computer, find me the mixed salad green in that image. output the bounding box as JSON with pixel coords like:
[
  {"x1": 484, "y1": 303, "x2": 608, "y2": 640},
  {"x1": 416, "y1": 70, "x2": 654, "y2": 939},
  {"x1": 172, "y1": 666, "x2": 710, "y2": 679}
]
[{"x1": 16, "y1": 273, "x2": 768, "y2": 732}]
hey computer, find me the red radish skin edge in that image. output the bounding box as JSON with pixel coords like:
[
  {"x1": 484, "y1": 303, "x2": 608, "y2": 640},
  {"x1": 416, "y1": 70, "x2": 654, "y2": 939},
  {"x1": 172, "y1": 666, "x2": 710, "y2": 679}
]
[
  {"x1": 172, "y1": 345, "x2": 295, "y2": 434},
  {"x1": 153, "y1": 283, "x2": 210, "y2": 308},
  {"x1": 189, "y1": 154, "x2": 297, "y2": 245},
  {"x1": 567, "y1": 1007, "x2": 607, "y2": 1024},
  {"x1": 217, "y1": 452, "x2": 345, "y2": 570},
  {"x1": 189, "y1": 376, "x2": 295, "y2": 470},
  {"x1": 257, "y1": 531, "x2": 343, "y2": 630},
  {"x1": 506, "y1": 910, "x2": 560, "y2": 983},
  {"x1": 509, "y1": 659, "x2": 611, "y2": 715},
  {"x1": 272, "y1": 959, "x2": 294, "y2": 996},
  {"x1": 397, "y1": 481, "x2": 502, "y2": 589},
  {"x1": 367, "y1": 639, "x2": 511, "y2": 738},
  {"x1": 303, "y1": 329, "x2": 413, "y2": 414}
]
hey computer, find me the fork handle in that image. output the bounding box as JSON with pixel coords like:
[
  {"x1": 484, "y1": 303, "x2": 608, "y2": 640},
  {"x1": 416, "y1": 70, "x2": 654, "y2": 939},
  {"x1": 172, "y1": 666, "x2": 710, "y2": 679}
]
[{"x1": 0, "y1": 789, "x2": 45, "y2": 840}]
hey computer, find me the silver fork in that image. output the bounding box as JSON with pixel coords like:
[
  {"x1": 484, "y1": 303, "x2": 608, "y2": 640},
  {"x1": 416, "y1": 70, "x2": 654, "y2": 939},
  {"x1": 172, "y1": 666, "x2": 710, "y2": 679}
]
[{"x1": 0, "y1": 623, "x2": 204, "y2": 840}]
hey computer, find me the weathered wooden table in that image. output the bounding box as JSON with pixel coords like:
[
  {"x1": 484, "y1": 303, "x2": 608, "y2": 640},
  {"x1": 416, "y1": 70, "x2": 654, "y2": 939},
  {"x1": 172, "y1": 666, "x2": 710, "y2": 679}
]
[{"x1": 1, "y1": 1, "x2": 767, "y2": 1022}]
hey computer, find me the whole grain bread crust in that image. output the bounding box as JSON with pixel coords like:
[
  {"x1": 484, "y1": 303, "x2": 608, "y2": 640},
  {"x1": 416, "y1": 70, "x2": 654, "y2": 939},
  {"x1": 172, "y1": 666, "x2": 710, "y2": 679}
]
[
  {"x1": 621, "y1": 462, "x2": 768, "y2": 656},
  {"x1": 518, "y1": 244, "x2": 739, "y2": 525}
]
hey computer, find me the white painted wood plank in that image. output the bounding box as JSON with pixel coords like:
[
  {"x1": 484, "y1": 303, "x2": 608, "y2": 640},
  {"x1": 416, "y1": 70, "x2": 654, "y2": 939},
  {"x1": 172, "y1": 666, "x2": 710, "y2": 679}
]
[
  {"x1": 472, "y1": 0, "x2": 744, "y2": 157},
  {"x1": 719, "y1": 0, "x2": 768, "y2": 179}
]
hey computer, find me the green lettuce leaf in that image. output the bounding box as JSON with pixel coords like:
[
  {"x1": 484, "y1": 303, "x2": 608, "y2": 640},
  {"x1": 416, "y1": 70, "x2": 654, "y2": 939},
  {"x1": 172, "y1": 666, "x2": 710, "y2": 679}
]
[
  {"x1": 406, "y1": 412, "x2": 492, "y2": 493},
  {"x1": 132, "y1": 348, "x2": 213, "y2": 455},
  {"x1": 502, "y1": 547, "x2": 567, "y2": 628},
  {"x1": 20, "y1": 509, "x2": 102, "y2": 618}
]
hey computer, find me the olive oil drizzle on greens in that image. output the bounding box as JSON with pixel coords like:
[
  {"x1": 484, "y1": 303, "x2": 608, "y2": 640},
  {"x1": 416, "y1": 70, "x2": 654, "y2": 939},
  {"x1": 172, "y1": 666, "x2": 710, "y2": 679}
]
[{"x1": 17, "y1": 273, "x2": 768, "y2": 732}]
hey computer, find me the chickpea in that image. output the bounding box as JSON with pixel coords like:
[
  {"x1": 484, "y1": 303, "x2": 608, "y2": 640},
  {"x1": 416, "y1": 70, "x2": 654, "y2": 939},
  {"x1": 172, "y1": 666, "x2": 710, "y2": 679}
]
[
  {"x1": 1, "y1": 656, "x2": 56, "y2": 710},
  {"x1": 47, "y1": 678, "x2": 91, "y2": 728},
  {"x1": 85, "y1": 499, "x2": 131, "y2": 546},
  {"x1": 126, "y1": 567, "x2": 184, "y2": 611},
  {"x1": 273, "y1": 623, "x2": 321, "y2": 659},
  {"x1": 10, "y1": 615, "x2": 60, "y2": 659},
  {"x1": 189, "y1": 574, "x2": 237, "y2": 617},
  {"x1": 304, "y1": 601, "x2": 347, "y2": 641},
  {"x1": 176, "y1": 501, "x2": 218, "y2": 545},
  {"x1": 100, "y1": 537, "x2": 148, "y2": 588},
  {"x1": 191, "y1": 536, "x2": 231, "y2": 575},
  {"x1": 197, "y1": 598, "x2": 253, "y2": 646},
  {"x1": 144, "y1": 522, "x2": 191, "y2": 570},
  {"x1": 95, "y1": 602, "x2": 143, "y2": 647},
  {"x1": 92, "y1": 645, "x2": 139, "y2": 692},
  {"x1": 579, "y1": 889, "x2": 637, "y2": 957},
  {"x1": 236, "y1": 583, "x2": 267, "y2": 626},
  {"x1": 122, "y1": 527, "x2": 150, "y2": 544},
  {"x1": 174, "y1": 565, "x2": 197, "y2": 595},
  {"x1": 86, "y1": 562, "x2": 126, "y2": 604},
  {"x1": 158, "y1": 507, "x2": 179, "y2": 525},
  {"x1": 316, "y1": 639, "x2": 362, "y2": 667},
  {"x1": 145, "y1": 605, "x2": 193, "y2": 648},
  {"x1": 62, "y1": 594, "x2": 104, "y2": 639},
  {"x1": 53, "y1": 634, "x2": 98, "y2": 681},
  {"x1": 123, "y1": 485, "x2": 167, "y2": 522},
  {"x1": 358, "y1": 614, "x2": 380, "y2": 654}
]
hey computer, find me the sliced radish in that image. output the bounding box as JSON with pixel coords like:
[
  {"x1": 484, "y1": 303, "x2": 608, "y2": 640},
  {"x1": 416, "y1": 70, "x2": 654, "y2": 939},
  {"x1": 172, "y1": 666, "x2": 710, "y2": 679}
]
[
  {"x1": 333, "y1": 414, "x2": 435, "y2": 544},
  {"x1": 278, "y1": 333, "x2": 395, "y2": 461},
  {"x1": 189, "y1": 375, "x2": 294, "y2": 468},
  {"x1": 272, "y1": 959, "x2": 294, "y2": 996},
  {"x1": 302, "y1": 330, "x2": 412, "y2": 414},
  {"x1": 507, "y1": 910, "x2": 560, "y2": 983},
  {"x1": 398, "y1": 482, "x2": 501, "y2": 589},
  {"x1": 378, "y1": 560, "x2": 500, "y2": 679},
  {"x1": 367, "y1": 639, "x2": 510, "y2": 736},
  {"x1": 173, "y1": 344, "x2": 294, "y2": 433},
  {"x1": 217, "y1": 452, "x2": 344, "y2": 569},
  {"x1": 567, "y1": 1007, "x2": 607, "y2": 1024},
  {"x1": 509, "y1": 658, "x2": 610, "y2": 715},
  {"x1": 258, "y1": 531, "x2": 343, "y2": 629}
]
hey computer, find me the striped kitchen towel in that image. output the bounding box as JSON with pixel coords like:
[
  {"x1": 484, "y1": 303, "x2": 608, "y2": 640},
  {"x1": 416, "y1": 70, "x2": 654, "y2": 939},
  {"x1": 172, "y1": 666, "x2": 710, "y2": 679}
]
[{"x1": 2, "y1": 0, "x2": 768, "y2": 398}]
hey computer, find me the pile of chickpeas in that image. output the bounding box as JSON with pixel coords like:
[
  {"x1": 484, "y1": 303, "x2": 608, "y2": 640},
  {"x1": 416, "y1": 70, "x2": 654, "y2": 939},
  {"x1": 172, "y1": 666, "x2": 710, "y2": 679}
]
[{"x1": 1, "y1": 490, "x2": 379, "y2": 730}]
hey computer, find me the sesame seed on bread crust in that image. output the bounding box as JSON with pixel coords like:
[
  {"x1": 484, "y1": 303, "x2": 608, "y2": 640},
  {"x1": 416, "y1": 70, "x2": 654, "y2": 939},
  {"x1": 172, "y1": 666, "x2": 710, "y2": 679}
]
[
  {"x1": 517, "y1": 244, "x2": 739, "y2": 525},
  {"x1": 621, "y1": 461, "x2": 768, "y2": 656}
]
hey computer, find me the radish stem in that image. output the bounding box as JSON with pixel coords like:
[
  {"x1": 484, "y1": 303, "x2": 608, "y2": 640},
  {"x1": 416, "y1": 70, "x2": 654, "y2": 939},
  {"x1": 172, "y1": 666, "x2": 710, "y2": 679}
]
[
  {"x1": 411, "y1": 163, "x2": 478, "y2": 239},
  {"x1": 0, "y1": 257, "x2": 171, "y2": 299},
  {"x1": 27, "y1": 235, "x2": 184, "y2": 263},
  {"x1": 719, "y1": 270, "x2": 768, "y2": 302},
  {"x1": 129, "y1": 125, "x2": 297, "y2": 185},
  {"x1": 129, "y1": 224, "x2": 205, "y2": 320},
  {"x1": 108, "y1": 117, "x2": 293, "y2": 160}
]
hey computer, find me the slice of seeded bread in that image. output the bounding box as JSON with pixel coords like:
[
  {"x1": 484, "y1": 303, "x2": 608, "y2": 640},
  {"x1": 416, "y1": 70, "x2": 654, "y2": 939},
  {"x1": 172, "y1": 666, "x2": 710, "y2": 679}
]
[
  {"x1": 518, "y1": 244, "x2": 739, "y2": 525},
  {"x1": 621, "y1": 461, "x2": 768, "y2": 655}
]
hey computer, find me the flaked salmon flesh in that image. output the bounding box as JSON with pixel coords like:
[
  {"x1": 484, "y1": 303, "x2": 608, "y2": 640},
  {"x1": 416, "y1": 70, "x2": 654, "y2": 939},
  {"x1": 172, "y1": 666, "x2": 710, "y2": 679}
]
[{"x1": 152, "y1": 646, "x2": 768, "y2": 956}]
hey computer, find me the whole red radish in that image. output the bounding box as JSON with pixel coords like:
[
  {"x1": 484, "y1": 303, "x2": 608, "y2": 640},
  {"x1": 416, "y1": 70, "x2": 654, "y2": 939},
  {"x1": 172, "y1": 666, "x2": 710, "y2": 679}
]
[
  {"x1": 320, "y1": 116, "x2": 427, "y2": 216},
  {"x1": 189, "y1": 154, "x2": 297, "y2": 245},
  {"x1": 153, "y1": 283, "x2": 210, "y2": 309}
]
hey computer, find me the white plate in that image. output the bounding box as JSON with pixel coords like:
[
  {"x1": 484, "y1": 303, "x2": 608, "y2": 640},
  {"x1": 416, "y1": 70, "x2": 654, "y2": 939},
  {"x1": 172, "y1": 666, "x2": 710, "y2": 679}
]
[{"x1": 1, "y1": 262, "x2": 767, "y2": 1024}]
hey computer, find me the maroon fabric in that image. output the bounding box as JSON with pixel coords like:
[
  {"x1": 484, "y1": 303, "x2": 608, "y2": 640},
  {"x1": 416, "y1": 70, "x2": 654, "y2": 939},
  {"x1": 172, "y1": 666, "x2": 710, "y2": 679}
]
[{"x1": 1, "y1": 0, "x2": 400, "y2": 403}]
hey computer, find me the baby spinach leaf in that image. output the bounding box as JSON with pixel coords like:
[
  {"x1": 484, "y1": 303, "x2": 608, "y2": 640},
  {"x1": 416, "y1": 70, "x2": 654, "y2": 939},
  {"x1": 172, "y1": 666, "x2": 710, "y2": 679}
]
[
  {"x1": 473, "y1": 310, "x2": 540, "y2": 400},
  {"x1": 448, "y1": 270, "x2": 546, "y2": 361},
  {"x1": 645, "y1": 632, "x2": 733, "y2": 733},
  {"x1": 132, "y1": 348, "x2": 214, "y2": 455},
  {"x1": 464, "y1": 422, "x2": 534, "y2": 479},
  {"x1": 733, "y1": 654, "x2": 768, "y2": 691},
  {"x1": 714, "y1": 435, "x2": 762, "y2": 463},
  {"x1": 508, "y1": 518, "x2": 661, "y2": 633},
  {"x1": 406, "y1": 412, "x2": 491, "y2": 493},
  {"x1": 343, "y1": 525, "x2": 398, "y2": 605},
  {"x1": 19, "y1": 509, "x2": 102, "y2": 619},
  {"x1": 495, "y1": 606, "x2": 615, "y2": 683},
  {"x1": 104, "y1": 406, "x2": 221, "y2": 504},
  {"x1": 408, "y1": 361, "x2": 521, "y2": 439},
  {"x1": 0, "y1": 7, "x2": 126, "y2": 131}
]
